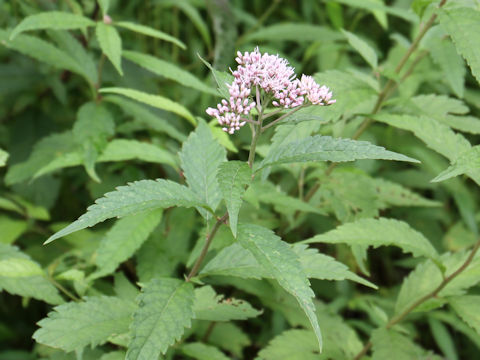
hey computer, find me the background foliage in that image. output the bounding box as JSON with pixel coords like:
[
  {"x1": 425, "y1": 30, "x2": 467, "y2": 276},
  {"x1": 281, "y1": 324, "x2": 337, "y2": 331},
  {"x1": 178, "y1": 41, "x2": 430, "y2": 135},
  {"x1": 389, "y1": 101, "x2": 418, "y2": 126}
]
[{"x1": 1, "y1": 0, "x2": 480, "y2": 359}]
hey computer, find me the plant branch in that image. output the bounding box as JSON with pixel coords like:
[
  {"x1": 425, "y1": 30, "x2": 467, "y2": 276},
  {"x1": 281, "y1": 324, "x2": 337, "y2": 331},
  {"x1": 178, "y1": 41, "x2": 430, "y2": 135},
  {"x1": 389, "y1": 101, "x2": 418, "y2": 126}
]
[
  {"x1": 186, "y1": 213, "x2": 229, "y2": 281},
  {"x1": 353, "y1": 238, "x2": 480, "y2": 360},
  {"x1": 261, "y1": 104, "x2": 309, "y2": 132},
  {"x1": 48, "y1": 276, "x2": 81, "y2": 302},
  {"x1": 302, "y1": 0, "x2": 447, "y2": 204}
]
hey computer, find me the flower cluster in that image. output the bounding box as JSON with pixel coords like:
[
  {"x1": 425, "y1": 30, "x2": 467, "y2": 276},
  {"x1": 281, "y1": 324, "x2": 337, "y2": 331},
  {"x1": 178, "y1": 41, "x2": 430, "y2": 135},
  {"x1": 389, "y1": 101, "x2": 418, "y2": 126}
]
[{"x1": 206, "y1": 47, "x2": 335, "y2": 134}]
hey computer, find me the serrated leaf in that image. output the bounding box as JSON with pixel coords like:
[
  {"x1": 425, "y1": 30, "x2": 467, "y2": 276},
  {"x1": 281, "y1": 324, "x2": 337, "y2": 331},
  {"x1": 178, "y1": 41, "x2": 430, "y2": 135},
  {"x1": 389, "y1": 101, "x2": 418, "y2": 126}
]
[
  {"x1": 449, "y1": 295, "x2": 480, "y2": 335},
  {"x1": 396, "y1": 251, "x2": 480, "y2": 315},
  {"x1": 96, "y1": 22, "x2": 123, "y2": 76},
  {"x1": 0, "y1": 244, "x2": 62, "y2": 304},
  {"x1": 90, "y1": 209, "x2": 163, "y2": 279},
  {"x1": 217, "y1": 161, "x2": 251, "y2": 237},
  {"x1": 33, "y1": 296, "x2": 135, "y2": 352},
  {"x1": 100, "y1": 87, "x2": 195, "y2": 125},
  {"x1": 123, "y1": 50, "x2": 217, "y2": 95},
  {"x1": 439, "y1": 7, "x2": 480, "y2": 85},
  {"x1": 257, "y1": 135, "x2": 418, "y2": 172},
  {"x1": 293, "y1": 244, "x2": 377, "y2": 289},
  {"x1": 181, "y1": 343, "x2": 229, "y2": 360},
  {"x1": 45, "y1": 180, "x2": 211, "y2": 244},
  {"x1": 115, "y1": 21, "x2": 185, "y2": 49},
  {"x1": 432, "y1": 146, "x2": 480, "y2": 185},
  {"x1": 0, "y1": 30, "x2": 85, "y2": 78},
  {"x1": 10, "y1": 11, "x2": 95, "y2": 40},
  {"x1": 237, "y1": 224, "x2": 322, "y2": 351},
  {"x1": 304, "y1": 218, "x2": 438, "y2": 259},
  {"x1": 126, "y1": 278, "x2": 195, "y2": 359},
  {"x1": 180, "y1": 121, "x2": 226, "y2": 219},
  {"x1": 371, "y1": 328, "x2": 431, "y2": 360},
  {"x1": 423, "y1": 26, "x2": 465, "y2": 97},
  {"x1": 342, "y1": 29, "x2": 378, "y2": 69},
  {"x1": 259, "y1": 329, "x2": 319, "y2": 360},
  {"x1": 193, "y1": 285, "x2": 261, "y2": 321}
]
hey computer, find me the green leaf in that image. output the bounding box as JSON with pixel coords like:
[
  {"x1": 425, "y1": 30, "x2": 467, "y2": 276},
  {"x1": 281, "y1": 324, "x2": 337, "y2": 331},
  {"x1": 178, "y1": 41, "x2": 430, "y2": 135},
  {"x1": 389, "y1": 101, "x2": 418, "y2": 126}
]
[
  {"x1": 396, "y1": 251, "x2": 480, "y2": 315},
  {"x1": 216, "y1": 161, "x2": 251, "y2": 237},
  {"x1": 428, "y1": 318, "x2": 458, "y2": 360},
  {"x1": 304, "y1": 218, "x2": 438, "y2": 259},
  {"x1": 126, "y1": 278, "x2": 195, "y2": 359},
  {"x1": 423, "y1": 26, "x2": 465, "y2": 97},
  {"x1": 372, "y1": 114, "x2": 471, "y2": 162},
  {"x1": 193, "y1": 285, "x2": 262, "y2": 321},
  {"x1": 104, "y1": 95, "x2": 186, "y2": 141},
  {"x1": 371, "y1": 328, "x2": 431, "y2": 360},
  {"x1": 100, "y1": 87, "x2": 195, "y2": 125},
  {"x1": 342, "y1": 29, "x2": 378, "y2": 69},
  {"x1": 432, "y1": 146, "x2": 480, "y2": 185},
  {"x1": 237, "y1": 224, "x2": 322, "y2": 351},
  {"x1": 0, "y1": 215, "x2": 27, "y2": 244},
  {"x1": 33, "y1": 296, "x2": 135, "y2": 352},
  {"x1": 293, "y1": 244, "x2": 377, "y2": 289},
  {"x1": 169, "y1": 1, "x2": 211, "y2": 48},
  {"x1": 259, "y1": 329, "x2": 319, "y2": 360},
  {"x1": 0, "y1": 30, "x2": 86, "y2": 78},
  {"x1": 96, "y1": 22, "x2": 123, "y2": 76},
  {"x1": 45, "y1": 180, "x2": 210, "y2": 244},
  {"x1": 334, "y1": 0, "x2": 418, "y2": 22},
  {"x1": 439, "y1": 7, "x2": 480, "y2": 85},
  {"x1": 181, "y1": 343, "x2": 229, "y2": 360},
  {"x1": 115, "y1": 21, "x2": 186, "y2": 49},
  {"x1": 123, "y1": 50, "x2": 217, "y2": 95},
  {"x1": 90, "y1": 209, "x2": 163, "y2": 279},
  {"x1": 197, "y1": 55, "x2": 233, "y2": 99},
  {"x1": 0, "y1": 244, "x2": 63, "y2": 304},
  {"x1": 244, "y1": 23, "x2": 342, "y2": 43},
  {"x1": 449, "y1": 295, "x2": 480, "y2": 335},
  {"x1": 0, "y1": 148, "x2": 8, "y2": 167},
  {"x1": 257, "y1": 135, "x2": 419, "y2": 172},
  {"x1": 10, "y1": 11, "x2": 95, "y2": 40},
  {"x1": 202, "y1": 322, "x2": 250, "y2": 358},
  {"x1": 179, "y1": 121, "x2": 226, "y2": 219},
  {"x1": 373, "y1": 177, "x2": 441, "y2": 208}
]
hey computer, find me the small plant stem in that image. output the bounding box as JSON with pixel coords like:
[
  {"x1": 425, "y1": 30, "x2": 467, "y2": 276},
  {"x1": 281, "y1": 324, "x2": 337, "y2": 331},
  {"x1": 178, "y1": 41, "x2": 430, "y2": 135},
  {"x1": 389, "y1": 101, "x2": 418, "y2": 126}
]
[
  {"x1": 186, "y1": 213, "x2": 229, "y2": 281},
  {"x1": 48, "y1": 276, "x2": 81, "y2": 302},
  {"x1": 303, "y1": 0, "x2": 447, "y2": 204},
  {"x1": 261, "y1": 104, "x2": 309, "y2": 132},
  {"x1": 353, "y1": 239, "x2": 480, "y2": 360},
  {"x1": 236, "y1": 0, "x2": 282, "y2": 45}
]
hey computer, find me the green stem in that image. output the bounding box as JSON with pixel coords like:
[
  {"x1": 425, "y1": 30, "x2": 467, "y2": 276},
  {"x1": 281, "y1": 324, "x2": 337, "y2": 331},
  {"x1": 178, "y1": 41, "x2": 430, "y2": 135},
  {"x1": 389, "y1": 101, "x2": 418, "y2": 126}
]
[
  {"x1": 353, "y1": 238, "x2": 480, "y2": 360},
  {"x1": 48, "y1": 276, "x2": 81, "y2": 302}
]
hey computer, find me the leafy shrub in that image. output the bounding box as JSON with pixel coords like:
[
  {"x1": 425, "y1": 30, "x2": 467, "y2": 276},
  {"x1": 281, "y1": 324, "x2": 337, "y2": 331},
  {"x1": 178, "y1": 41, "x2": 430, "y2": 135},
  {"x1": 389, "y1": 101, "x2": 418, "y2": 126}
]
[{"x1": 1, "y1": 0, "x2": 480, "y2": 359}]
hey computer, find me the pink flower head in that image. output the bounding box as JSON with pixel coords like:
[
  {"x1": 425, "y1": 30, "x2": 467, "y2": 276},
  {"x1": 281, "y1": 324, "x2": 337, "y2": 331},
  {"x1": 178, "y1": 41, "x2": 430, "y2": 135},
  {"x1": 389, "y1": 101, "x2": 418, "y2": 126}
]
[{"x1": 206, "y1": 47, "x2": 335, "y2": 134}]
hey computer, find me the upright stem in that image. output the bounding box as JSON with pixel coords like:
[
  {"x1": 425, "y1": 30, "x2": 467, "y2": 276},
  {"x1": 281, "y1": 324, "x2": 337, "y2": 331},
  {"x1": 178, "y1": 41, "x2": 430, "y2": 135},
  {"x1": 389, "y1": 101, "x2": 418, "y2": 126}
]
[
  {"x1": 303, "y1": 0, "x2": 447, "y2": 204},
  {"x1": 354, "y1": 239, "x2": 480, "y2": 359}
]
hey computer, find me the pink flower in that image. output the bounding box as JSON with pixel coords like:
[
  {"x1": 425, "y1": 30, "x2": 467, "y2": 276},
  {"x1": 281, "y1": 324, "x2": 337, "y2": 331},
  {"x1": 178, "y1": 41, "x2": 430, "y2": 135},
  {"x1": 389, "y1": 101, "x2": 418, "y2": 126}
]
[{"x1": 206, "y1": 47, "x2": 335, "y2": 134}]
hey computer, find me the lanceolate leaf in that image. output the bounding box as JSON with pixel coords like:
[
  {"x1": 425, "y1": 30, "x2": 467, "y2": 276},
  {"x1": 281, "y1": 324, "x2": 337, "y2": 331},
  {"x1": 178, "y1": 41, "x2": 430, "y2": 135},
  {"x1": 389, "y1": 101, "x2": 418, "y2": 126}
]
[
  {"x1": 45, "y1": 180, "x2": 211, "y2": 244},
  {"x1": 257, "y1": 135, "x2": 418, "y2": 172},
  {"x1": 217, "y1": 161, "x2": 251, "y2": 237},
  {"x1": 0, "y1": 148, "x2": 8, "y2": 167},
  {"x1": 100, "y1": 87, "x2": 195, "y2": 125},
  {"x1": 342, "y1": 29, "x2": 378, "y2": 69},
  {"x1": 123, "y1": 50, "x2": 217, "y2": 95},
  {"x1": 33, "y1": 296, "x2": 135, "y2": 352},
  {"x1": 303, "y1": 218, "x2": 438, "y2": 259},
  {"x1": 96, "y1": 22, "x2": 123, "y2": 76},
  {"x1": 449, "y1": 296, "x2": 480, "y2": 335},
  {"x1": 9, "y1": 11, "x2": 95, "y2": 40},
  {"x1": 180, "y1": 121, "x2": 226, "y2": 218},
  {"x1": 90, "y1": 209, "x2": 163, "y2": 279},
  {"x1": 439, "y1": 7, "x2": 480, "y2": 85},
  {"x1": 371, "y1": 328, "x2": 428, "y2": 360},
  {"x1": 115, "y1": 21, "x2": 186, "y2": 49},
  {"x1": 193, "y1": 285, "x2": 262, "y2": 321},
  {"x1": 432, "y1": 146, "x2": 480, "y2": 185},
  {"x1": 181, "y1": 343, "x2": 229, "y2": 360},
  {"x1": 127, "y1": 278, "x2": 195, "y2": 359},
  {"x1": 0, "y1": 244, "x2": 63, "y2": 304},
  {"x1": 237, "y1": 224, "x2": 322, "y2": 351}
]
